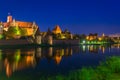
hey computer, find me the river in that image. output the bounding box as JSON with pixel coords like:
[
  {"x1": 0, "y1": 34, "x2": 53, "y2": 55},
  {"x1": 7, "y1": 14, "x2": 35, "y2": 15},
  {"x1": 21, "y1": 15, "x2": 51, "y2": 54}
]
[{"x1": 0, "y1": 44, "x2": 120, "y2": 80}]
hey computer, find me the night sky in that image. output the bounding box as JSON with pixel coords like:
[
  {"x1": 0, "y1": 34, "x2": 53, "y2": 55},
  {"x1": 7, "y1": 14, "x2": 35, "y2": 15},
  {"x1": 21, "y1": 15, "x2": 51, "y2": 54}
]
[{"x1": 0, "y1": 0, "x2": 120, "y2": 35}]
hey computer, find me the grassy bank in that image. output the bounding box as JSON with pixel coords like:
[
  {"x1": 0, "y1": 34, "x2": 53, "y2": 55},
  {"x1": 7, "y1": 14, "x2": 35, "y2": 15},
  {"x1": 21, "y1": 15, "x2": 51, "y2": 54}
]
[{"x1": 40, "y1": 56, "x2": 120, "y2": 80}]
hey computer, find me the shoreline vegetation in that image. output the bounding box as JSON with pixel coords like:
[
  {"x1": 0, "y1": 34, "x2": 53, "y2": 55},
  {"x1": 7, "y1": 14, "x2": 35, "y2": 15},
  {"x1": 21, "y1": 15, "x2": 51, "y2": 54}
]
[{"x1": 40, "y1": 56, "x2": 120, "y2": 80}]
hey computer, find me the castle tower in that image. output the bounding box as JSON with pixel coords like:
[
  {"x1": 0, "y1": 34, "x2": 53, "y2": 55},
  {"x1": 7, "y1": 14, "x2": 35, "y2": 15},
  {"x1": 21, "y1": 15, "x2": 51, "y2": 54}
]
[
  {"x1": 7, "y1": 13, "x2": 13, "y2": 23},
  {"x1": 52, "y1": 25, "x2": 62, "y2": 34},
  {"x1": 102, "y1": 33, "x2": 105, "y2": 37}
]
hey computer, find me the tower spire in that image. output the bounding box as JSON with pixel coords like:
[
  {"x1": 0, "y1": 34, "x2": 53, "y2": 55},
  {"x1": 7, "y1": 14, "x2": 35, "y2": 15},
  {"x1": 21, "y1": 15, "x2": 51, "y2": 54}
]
[{"x1": 7, "y1": 13, "x2": 12, "y2": 23}]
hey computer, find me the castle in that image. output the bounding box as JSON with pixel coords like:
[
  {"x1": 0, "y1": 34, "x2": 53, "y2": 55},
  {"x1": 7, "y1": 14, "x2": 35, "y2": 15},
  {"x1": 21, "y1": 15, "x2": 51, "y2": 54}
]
[{"x1": 0, "y1": 14, "x2": 39, "y2": 39}]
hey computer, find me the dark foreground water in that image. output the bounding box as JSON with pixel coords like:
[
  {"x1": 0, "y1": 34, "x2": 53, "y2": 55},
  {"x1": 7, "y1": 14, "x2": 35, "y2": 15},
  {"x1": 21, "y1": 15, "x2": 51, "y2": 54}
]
[{"x1": 0, "y1": 44, "x2": 120, "y2": 80}]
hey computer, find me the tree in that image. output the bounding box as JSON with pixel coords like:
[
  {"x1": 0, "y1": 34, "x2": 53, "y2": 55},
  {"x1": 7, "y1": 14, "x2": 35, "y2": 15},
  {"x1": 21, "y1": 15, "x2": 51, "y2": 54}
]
[
  {"x1": 20, "y1": 28, "x2": 28, "y2": 36},
  {"x1": 5, "y1": 26, "x2": 21, "y2": 39}
]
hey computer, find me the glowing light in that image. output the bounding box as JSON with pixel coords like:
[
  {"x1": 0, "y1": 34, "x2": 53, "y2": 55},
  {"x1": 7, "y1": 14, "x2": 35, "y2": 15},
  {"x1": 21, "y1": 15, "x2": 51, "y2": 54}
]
[
  {"x1": 98, "y1": 37, "x2": 102, "y2": 41},
  {"x1": 86, "y1": 36, "x2": 89, "y2": 40},
  {"x1": 83, "y1": 40, "x2": 86, "y2": 44},
  {"x1": 54, "y1": 56, "x2": 62, "y2": 65},
  {"x1": 61, "y1": 35, "x2": 66, "y2": 39}
]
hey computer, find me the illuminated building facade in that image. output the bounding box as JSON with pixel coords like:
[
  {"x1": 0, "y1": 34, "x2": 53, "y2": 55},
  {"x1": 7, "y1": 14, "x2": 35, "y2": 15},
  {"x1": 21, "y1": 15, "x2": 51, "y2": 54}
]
[
  {"x1": 2, "y1": 14, "x2": 39, "y2": 37},
  {"x1": 86, "y1": 33, "x2": 98, "y2": 41}
]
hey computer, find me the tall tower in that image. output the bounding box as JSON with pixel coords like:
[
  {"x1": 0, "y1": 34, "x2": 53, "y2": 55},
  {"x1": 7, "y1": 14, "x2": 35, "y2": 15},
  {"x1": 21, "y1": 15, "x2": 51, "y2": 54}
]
[
  {"x1": 7, "y1": 13, "x2": 12, "y2": 23},
  {"x1": 102, "y1": 33, "x2": 105, "y2": 37}
]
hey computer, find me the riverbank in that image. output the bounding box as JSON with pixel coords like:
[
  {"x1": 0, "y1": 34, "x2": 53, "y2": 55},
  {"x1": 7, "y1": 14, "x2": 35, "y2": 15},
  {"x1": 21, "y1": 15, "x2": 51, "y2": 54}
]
[
  {"x1": 40, "y1": 56, "x2": 120, "y2": 80},
  {"x1": 0, "y1": 39, "x2": 117, "y2": 49}
]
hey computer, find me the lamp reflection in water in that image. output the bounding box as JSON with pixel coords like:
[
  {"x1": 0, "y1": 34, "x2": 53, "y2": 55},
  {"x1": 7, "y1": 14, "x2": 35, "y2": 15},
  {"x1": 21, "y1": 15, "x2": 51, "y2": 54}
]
[
  {"x1": 81, "y1": 45, "x2": 100, "y2": 53},
  {"x1": 102, "y1": 46, "x2": 105, "y2": 54},
  {"x1": 82, "y1": 45, "x2": 86, "y2": 52}
]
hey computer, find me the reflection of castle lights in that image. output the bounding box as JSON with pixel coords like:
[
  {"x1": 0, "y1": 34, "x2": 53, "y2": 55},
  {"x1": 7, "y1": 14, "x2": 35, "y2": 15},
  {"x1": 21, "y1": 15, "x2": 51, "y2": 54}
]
[
  {"x1": 54, "y1": 56, "x2": 62, "y2": 65},
  {"x1": 6, "y1": 63, "x2": 12, "y2": 77},
  {"x1": 48, "y1": 47, "x2": 53, "y2": 57},
  {"x1": 65, "y1": 48, "x2": 69, "y2": 55},
  {"x1": 26, "y1": 56, "x2": 34, "y2": 64},
  {"x1": 83, "y1": 45, "x2": 86, "y2": 51},
  {"x1": 102, "y1": 47, "x2": 105, "y2": 54},
  {"x1": 90, "y1": 45, "x2": 93, "y2": 51},
  {"x1": 87, "y1": 45, "x2": 90, "y2": 51},
  {"x1": 14, "y1": 51, "x2": 21, "y2": 62},
  {"x1": 117, "y1": 44, "x2": 120, "y2": 49},
  {"x1": 36, "y1": 48, "x2": 42, "y2": 57},
  {"x1": 61, "y1": 49, "x2": 64, "y2": 56}
]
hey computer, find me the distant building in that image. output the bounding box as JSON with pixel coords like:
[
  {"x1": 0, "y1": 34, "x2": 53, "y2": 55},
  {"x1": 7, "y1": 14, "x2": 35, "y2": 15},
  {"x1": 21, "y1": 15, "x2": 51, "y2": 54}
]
[
  {"x1": 109, "y1": 33, "x2": 120, "y2": 39},
  {"x1": 86, "y1": 33, "x2": 98, "y2": 40},
  {"x1": 109, "y1": 33, "x2": 120, "y2": 43},
  {"x1": 52, "y1": 25, "x2": 62, "y2": 34}
]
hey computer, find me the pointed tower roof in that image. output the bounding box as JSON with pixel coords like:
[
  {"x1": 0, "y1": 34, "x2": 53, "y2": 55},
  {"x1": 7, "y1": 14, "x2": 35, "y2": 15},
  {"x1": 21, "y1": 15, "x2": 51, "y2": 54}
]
[
  {"x1": 54, "y1": 25, "x2": 61, "y2": 31},
  {"x1": 52, "y1": 25, "x2": 62, "y2": 34}
]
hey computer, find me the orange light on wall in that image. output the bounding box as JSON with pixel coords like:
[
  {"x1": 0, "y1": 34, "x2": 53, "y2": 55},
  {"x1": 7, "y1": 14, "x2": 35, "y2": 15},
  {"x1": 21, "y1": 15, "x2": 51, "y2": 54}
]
[
  {"x1": 89, "y1": 37, "x2": 94, "y2": 40},
  {"x1": 98, "y1": 37, "x2": 102, "y2": 41},
  {"x1": 86, "y1": 36, "x2": 89, "y2": 40}
]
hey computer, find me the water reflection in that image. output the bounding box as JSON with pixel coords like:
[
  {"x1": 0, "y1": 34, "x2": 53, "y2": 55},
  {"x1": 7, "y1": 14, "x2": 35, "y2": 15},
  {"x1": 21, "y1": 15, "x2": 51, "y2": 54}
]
[
  {"x1": 0, "y1": 49, "x2": 35, "y2": 77},
  {"x1": 79, "y1": 45, "x2": 107, "y2": 54},
  {"x1": 0, "y1": 44, "x2": 120, "y2": 77},
  {"x1": 111, "y1": 44, "x2": 120, "y2": 49}
]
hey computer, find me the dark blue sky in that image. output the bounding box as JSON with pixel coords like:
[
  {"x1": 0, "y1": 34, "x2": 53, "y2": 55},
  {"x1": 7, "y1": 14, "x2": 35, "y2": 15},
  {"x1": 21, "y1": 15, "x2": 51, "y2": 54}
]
[{"x1": 0, "y1": 0, "x2": 120, "y2": 35}]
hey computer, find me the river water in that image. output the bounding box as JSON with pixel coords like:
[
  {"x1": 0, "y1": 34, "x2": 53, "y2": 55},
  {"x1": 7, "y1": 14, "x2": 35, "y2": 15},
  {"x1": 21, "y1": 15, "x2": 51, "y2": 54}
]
[{"x1": 0, "y1": 44, "x2": 120, "y2": 80}]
